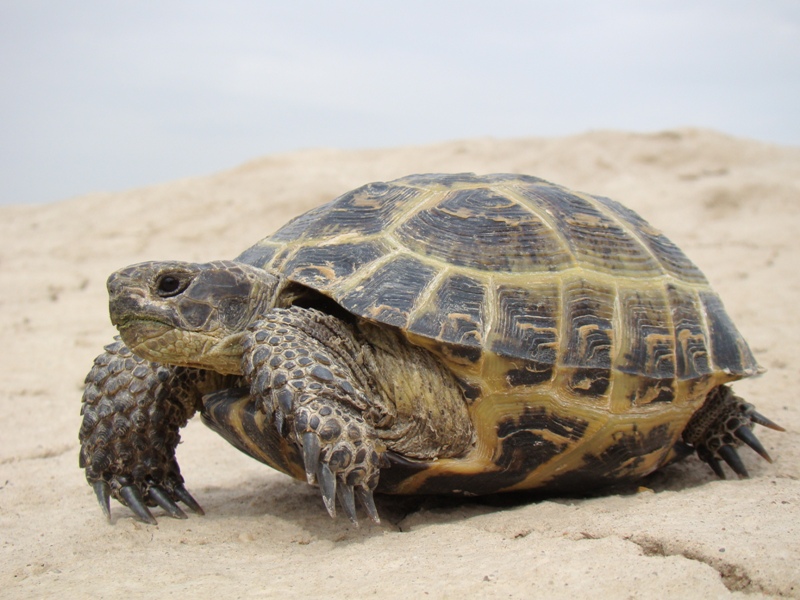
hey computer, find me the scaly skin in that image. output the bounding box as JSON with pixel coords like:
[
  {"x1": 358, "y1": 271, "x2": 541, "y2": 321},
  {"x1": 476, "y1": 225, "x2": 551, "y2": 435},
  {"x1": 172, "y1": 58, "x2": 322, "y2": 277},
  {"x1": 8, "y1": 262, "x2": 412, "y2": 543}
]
[
  {"x1": 683, "y1": 385, "x2": 784, "y2": 478},
  {"x1": 243, "y1": 307, "x2": 386, "y2": 522},
  {"x1": 80, "y1": 338, "x2": 223, "y2": 522}
]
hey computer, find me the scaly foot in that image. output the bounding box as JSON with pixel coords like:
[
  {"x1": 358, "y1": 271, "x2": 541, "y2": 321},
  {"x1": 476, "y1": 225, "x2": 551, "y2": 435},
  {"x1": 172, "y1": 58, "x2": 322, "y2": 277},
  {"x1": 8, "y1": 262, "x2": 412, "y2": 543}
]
[
  {"x1": 80, "y1": 339, "x2": 208, "y2": 524},
  {"x1": 683, "y1": 385, "x2": 784, "y2": 478},
  {"x1": 244, "y1": 308, "x2": 385, "y2": 524}
]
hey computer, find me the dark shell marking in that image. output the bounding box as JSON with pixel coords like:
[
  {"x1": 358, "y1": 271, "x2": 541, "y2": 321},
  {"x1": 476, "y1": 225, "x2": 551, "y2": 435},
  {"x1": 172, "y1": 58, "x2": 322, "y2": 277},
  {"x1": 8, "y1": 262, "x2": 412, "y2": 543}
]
[
  {"x1": 341, "y1": 256, "x2": 438, "y2": 328},
  {"x1": 542, "y1": 422, "x2": 677, "y2": 493},
  {"x1": 595, "y1": 194, "x2": 707, "y2": 283},
  {"x1": 378, "y1": 407, "x2": 591, "y2": 495},
  {"x1": 409, "y1": 273, "x2": 486, "y2": 358}
]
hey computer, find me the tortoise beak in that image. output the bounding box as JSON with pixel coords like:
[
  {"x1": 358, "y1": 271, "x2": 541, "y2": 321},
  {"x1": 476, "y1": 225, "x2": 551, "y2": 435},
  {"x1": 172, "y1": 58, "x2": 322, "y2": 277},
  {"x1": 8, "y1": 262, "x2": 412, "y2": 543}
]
[
  {"x1": 107, "y1": 264, "x2": 178, "y2": 329},
  {"x1": 108, "y1": 271, "x2": 139, "y2": 326}
]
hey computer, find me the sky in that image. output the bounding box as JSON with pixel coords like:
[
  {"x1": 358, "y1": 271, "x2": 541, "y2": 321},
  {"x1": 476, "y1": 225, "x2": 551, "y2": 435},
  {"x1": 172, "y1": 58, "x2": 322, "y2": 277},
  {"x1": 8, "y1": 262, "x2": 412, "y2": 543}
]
[{"x1": 1, "y1": 1, "x2": 798, "y2": 206}]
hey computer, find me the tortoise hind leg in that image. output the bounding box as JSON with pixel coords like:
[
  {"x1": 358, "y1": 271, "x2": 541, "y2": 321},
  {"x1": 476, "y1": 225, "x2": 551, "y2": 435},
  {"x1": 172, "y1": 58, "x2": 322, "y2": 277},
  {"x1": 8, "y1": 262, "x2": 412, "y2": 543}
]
[{"x1": 682, "y1": 385, "x2": 784, "y2": 478}]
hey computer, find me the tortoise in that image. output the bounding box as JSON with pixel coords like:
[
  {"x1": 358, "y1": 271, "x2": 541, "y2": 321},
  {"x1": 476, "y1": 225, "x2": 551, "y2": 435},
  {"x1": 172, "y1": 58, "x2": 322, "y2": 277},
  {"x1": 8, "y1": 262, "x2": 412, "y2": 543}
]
[{"x1": 79, "y1": 172, "x2": 782, "y2": 525}]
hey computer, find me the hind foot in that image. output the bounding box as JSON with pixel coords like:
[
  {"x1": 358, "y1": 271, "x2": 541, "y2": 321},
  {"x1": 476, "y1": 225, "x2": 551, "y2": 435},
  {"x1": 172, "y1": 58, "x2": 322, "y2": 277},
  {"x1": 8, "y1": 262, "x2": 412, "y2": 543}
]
[{"x1": 682, "y1": 385, "x2": 784, "y2": 478}]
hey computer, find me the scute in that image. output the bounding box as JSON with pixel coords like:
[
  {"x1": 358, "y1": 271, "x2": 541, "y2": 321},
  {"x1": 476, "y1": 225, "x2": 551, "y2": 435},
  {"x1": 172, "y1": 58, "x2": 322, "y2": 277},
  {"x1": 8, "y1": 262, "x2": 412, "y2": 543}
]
[
  {"x1": 516, "y1": 183, "x2": 662, "y2": 275},
  {"x1": 408, "y1": 273, "x2": 486, "y2": 355},
  {"x1": 339, "y1": 255, "x2": 439, "y2": 328},
  {"x1": 268, "y1": 181, "x2": 421, "y2": 242},
  {"x1": 280, "y1": 241, "x2": 389, "y2": 287},
  {"x1": 700, "y1": 291, "x2": 760, "y2": 376},
  {"x1": 541, "y1": 422, "x2": 677, "y2": 493},
  {"x1": 394, "y1": 186, "x2": 572, "y2": 272},
  {"x1": 491, "y1": 283, "x2": 559, "y2": 377},
  {"x1": 561, "y1": 277, "x2": 615, "y2": 397},
  {"x1": 617, "y1": 288, "x2": 675, "y2": 379},
  {"x1": 667, "y1": 284, "x2": 712, "y2": 380},
  {"x1": 594, "y1": 194, "x2": 708, "y2": 283}
]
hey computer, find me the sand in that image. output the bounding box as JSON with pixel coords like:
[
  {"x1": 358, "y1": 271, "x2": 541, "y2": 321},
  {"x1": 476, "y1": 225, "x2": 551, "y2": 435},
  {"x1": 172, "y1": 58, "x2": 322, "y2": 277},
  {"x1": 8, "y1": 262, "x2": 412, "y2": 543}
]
[{"x1": 1, "y1": 129, "x2": 798, "y2": 599}]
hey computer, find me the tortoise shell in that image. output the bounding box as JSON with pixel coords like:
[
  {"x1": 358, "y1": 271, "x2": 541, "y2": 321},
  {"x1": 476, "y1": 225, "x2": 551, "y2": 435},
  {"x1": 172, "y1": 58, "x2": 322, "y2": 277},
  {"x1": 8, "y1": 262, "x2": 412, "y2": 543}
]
[{"x1": 236, "y1": 173, "x2": 759, "y2": 493}]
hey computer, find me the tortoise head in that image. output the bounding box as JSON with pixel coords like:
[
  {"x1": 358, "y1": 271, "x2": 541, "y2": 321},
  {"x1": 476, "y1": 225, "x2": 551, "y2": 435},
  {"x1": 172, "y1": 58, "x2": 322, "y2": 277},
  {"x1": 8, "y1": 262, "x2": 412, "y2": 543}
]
[{"x1": 108, "y1": 260, "x2": 282, "y2": 374}]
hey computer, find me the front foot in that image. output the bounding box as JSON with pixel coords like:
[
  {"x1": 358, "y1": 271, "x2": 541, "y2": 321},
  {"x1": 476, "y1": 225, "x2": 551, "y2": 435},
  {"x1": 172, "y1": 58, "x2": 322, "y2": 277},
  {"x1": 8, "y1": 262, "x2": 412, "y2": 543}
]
[
  {"x1": 683, "y1": 385, "x2": 785, "y2": 479},
  {"x1": 80, "y1": 339, "x2": 206, "y2": 524},
  {"x1": 244, "y1": 308, "x2": 386, "y2": 525},
  {"x1": 294, "y1": 399, "x2": 384, "y2": 524},
  {"x1": 89, "y1": 468, "x2": 203, "y2": 526}
]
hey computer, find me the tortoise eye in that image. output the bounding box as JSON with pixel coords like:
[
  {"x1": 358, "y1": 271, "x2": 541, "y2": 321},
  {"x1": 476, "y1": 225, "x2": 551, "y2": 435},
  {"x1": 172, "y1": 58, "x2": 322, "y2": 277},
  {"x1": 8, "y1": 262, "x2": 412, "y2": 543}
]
[{"x1": 155, "y1": 274, "x2": 188, "y2": 297}]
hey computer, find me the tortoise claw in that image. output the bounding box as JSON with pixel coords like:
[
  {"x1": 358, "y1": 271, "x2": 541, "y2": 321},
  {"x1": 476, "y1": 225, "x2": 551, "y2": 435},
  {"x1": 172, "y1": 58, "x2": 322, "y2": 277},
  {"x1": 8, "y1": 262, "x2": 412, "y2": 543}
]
[
  {"x1": 302, "y1": 432, "x2": 321, "y2": 485},
  {"x1": 749, "y1": 411, "x2": 785, "y2": 432},
  {"x1": 356, "y1": 486, "x2": 380, "y2": 524},
  {"x1": 318, "y1": 463, "x2": 337, "y2": 518},
  {"x1": 698, "y1": 448, "x2": 726, "y2": 480},
  {"x1": 119, "y1": 485, "x2": 157, "y2": 525},
  {"x1": 93, "y1": 481, "x2": 112, "y2": 522},
  {"x1": 149, "y1": 486, "x2": 188, "y2": 520},
  {"x1": 274, "y1": 409, "x2": 286, "y2": 436},
  {"x1": 174, "y1": 484, "x2": 204, "y2": 515},
  {"x1": 273, "y1": 391, "x2": 293, "y2": 436},
  {"x1": 735, "y1": 426, "x2": 773, "y2": 463},
  {"x1": 290, "y1": 397, "x2": 384, "y2": 524},
  {"x1": 337, "y1": 481, "x2": 358, "y2": 525},
  {"x1": 719, "y1": 445, "x2": 749, "y2": 479}
]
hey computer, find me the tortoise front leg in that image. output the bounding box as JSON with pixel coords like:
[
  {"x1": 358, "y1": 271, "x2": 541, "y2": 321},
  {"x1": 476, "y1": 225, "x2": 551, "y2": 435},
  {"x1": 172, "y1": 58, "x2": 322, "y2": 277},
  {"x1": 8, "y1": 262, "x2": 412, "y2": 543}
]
[
  {"x1": 79, "y1": 338, "x2": 219, "y2": 524},
  {"x1": 243, "y1": 307, "x2": 385, "y2": 524}
]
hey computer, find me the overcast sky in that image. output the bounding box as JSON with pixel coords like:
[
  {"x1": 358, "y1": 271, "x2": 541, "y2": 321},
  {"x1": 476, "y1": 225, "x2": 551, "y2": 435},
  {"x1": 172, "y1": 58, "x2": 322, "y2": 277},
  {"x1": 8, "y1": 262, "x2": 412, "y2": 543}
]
[{"x1": 1, "y1": 1, "x2": 798, "y2": 206}]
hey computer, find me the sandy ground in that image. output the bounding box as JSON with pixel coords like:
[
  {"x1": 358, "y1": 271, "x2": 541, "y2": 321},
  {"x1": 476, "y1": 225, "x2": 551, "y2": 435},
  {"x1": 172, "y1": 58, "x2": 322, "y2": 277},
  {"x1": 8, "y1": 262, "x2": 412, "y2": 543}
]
[{"x1": 1, "y1": 129, "x2": 798, "y2": 599}]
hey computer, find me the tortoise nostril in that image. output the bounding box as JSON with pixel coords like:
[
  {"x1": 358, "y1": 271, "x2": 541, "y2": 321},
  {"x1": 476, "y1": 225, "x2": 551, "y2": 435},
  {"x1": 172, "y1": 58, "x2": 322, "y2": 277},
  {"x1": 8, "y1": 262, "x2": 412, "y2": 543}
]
[{"x1": 107, "y1": 273, "x2": 125, "y2": 295}]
